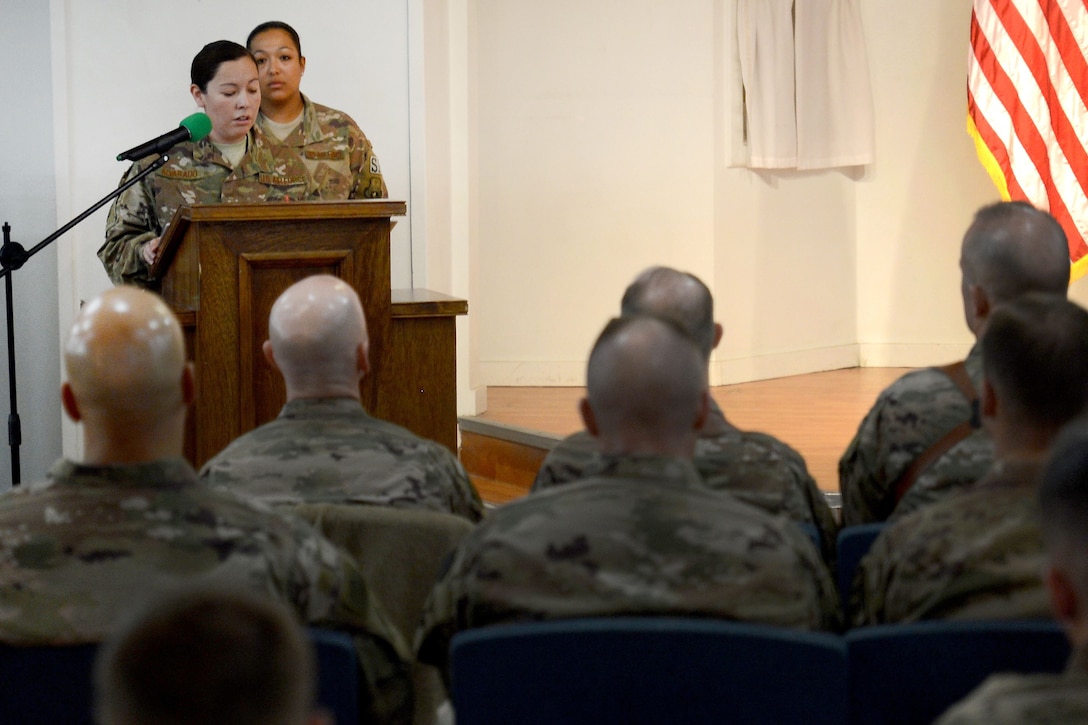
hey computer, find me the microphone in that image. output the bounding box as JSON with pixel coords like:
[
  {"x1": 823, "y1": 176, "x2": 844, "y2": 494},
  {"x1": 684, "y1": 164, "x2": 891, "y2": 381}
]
[{"x1": 116, "y1": 113, "x2": 213, "y2": 162}]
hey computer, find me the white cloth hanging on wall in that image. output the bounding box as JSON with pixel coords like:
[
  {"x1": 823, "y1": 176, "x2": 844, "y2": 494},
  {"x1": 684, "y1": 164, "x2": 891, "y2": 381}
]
[
  {"x1": 737, "y1": 0, "x2": 798, "y2": 168},
  {"x1": 736, "y1": 0, "x2": 874, "y2": 170},
  {"x1": 795, "y1": 0, "x2": 874, "y2": 168}
]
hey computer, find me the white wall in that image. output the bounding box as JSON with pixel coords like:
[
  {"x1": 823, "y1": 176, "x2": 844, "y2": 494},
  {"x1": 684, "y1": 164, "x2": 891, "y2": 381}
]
[
  {"x1": 469, "y1": 0, "x2": 868, "y2": 388},
  {"x1": 856, "y1": 1, "x2": 996, "y2": 365},
  {"x1": 472, "y1": 0, "x2": 720, "y2": 386},
  {"x1": 0, "y1": 0, "x2": 62, "y2": 489}
]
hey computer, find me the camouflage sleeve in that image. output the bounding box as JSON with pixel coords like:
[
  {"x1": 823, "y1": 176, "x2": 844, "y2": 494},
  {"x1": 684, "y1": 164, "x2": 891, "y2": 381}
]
[
  {"x1": 348, "y1": 122, "x2": 389, "y2": 199},
  {"x1": 530, "y1": 449, "x2": 569, "y2": 492},
  {"x1": 99, "y1": 164, "x2": 158, "y2": 288},
  {"x1": 839, "y1": 400, "x2": 897, "y2": 527},
  {"x1": 435, "y1": 448, "x2": 485, "y2": 522},
  {"x1": 413, "y1": 541, "x2": 467, "y2": 686},
  {"x1": 795, "y1": 463, "x2": 841, "y2": 570},
  {"x1": 781, "y1": 519, "x2": 843, "y2": 632},
  {"x1": 291, "y1": 521, "x2": 414, "y2": 724},
  {"x1": 530, "y1": 432, "x2": 598, "y2": 493},
  {"x1": 840, "y1": 368, "x2": 977, "y2": 527},
  {"x1": 890, "y1": 431, "x2": 994, "y2": 522},
  {"x1": 848, "y1": 527, "x2": 893, "y2": 627}
]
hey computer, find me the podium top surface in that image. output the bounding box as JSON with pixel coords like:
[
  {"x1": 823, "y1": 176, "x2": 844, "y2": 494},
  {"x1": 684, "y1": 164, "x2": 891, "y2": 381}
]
[{"x1": 177, "y1": 199, "x2": 407, "y2": 223}]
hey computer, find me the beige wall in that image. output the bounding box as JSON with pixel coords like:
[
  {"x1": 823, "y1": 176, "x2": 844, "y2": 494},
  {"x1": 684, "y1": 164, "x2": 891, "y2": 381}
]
[
  {"x1": 436, "y1": 0, "x2": 1088, "y2": 401},
  {"x1": 856, "y1": 1, "x2": 996, "y2": 365}
]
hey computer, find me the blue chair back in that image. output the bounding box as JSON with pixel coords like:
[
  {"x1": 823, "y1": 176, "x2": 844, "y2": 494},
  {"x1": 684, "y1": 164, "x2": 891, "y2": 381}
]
[
  {"x1": 0, "y1": 629, "x2": 358, "y2": 725},
  {"x1": 0, "y1": 642, "x2": 98, "y2": 724},
  {"x1": 451, "y1": 617, "x2": 848, "y2": 725},
  {"x1": 845, "y1": 619, "x2": 1070, "y2": 725},
  {"x1": 837, "y1": 523, "x2": 886, "y2": 616},
  {"x1": 310, "y1": 628, "x2": 360, "y2": 725}
]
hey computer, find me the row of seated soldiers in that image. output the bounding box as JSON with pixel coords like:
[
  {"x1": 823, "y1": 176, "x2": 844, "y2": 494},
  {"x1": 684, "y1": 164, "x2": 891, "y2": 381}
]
[{"x1": 0, "y1": 200, "x2": 1084, "y2": 724}]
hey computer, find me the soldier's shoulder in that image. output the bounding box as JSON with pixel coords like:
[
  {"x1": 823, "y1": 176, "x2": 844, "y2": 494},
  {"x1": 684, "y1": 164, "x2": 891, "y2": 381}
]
[
  {"x1": 937, "y1": 673, "x2": 1088, "y2": 725},
  {"x1": 875, "y1": 366, "x2": 960, "y2": 404},
  {"x1": 308, "y1": 100, "x2": 364, "y2": 134}
]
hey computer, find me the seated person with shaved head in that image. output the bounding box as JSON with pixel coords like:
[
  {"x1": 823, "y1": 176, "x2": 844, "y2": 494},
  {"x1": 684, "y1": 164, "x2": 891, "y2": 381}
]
[
  {"x1": 417, "y1": 316, "x2": 840, "y2": 678},
  {"x1": 200, "y1": 274, "x2": 482, "y2": 521},
  {"x1": 935, "y1": 421, "x2": 1088, "y2": 724},
  {"x1": 533, "y1": 266, "x2": 839, "y2": 563},
  {"x1": 95, "y1": 587, "x2": 330, "y2": 725},
  {"x1": 852, "y1": 294, "x2": 1088, "y2": 626},
  {"x1": 840, "y1": 201, "x2": 1070, "y2": 526},
  {"x1": 0, "y1": 287, "x2": 411, "y2": 724}
]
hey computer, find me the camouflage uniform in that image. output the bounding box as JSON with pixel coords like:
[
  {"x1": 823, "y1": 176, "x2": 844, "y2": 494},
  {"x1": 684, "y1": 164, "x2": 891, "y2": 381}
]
[
  {"x1": 889, "y1": 429, "x2": 995, "y2": 521},
  {"x1": 200, "y1": 398, "x2": 483, "y2": 522},
  {"x1": 934, "y1": 648, "x2": 1088, "y2": 725},
  {"x1": 99, "y1": 127, "x2": 296, "y2": 290},
  {"x1": 0, "y1": 457, "x2": 412, "y2": 724},
  {"x1": 850, "y1": 457, "x2": 1048, "y2": 627},
  {"x1": 417, "y1": 454, "x2": 841, "y2": 676},
  {"x1": 257, "y1": 94, "x2": 388, "y2": 200},
  {"x1": 839, "y1": 345, "x2": 984, "y2": 526},
  {"x1": 532, "y1": 399, "x2": 840, "y2": 564}
]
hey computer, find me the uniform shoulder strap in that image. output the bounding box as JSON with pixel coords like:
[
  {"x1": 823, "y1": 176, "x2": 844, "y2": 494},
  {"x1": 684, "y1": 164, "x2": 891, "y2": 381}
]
[{"x1": 892, "y1": 361, "x2": 978, "y2": 503}]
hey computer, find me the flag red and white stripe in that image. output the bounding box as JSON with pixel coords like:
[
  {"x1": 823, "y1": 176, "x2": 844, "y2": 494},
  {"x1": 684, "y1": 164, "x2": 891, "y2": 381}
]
[{"x1": 967, "y1": 0, "x2": 1088, "y2": 279}]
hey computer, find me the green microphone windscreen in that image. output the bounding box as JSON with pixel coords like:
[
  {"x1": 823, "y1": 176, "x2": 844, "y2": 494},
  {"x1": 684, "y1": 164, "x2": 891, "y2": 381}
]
[{"x1": 180, "y1": 112, "x2": 213, "y2": 142}]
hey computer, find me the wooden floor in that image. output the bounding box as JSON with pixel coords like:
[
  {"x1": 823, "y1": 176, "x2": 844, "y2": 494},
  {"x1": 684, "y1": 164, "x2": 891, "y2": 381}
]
[{"x1": 468, "y1": 366, "x2": 910, "y2": 495}]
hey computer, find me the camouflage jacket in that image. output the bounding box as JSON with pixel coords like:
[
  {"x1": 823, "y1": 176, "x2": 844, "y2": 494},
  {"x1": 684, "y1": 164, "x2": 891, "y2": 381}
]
[
  {"x1": 532, "y1": 399, "x2": 839, "y2": 564},
  {"x1": 99, "y1": 126, "x2": 293, "y2": 290},
  {"x1": 257, "y1": 94, "x2": 388, "y2": 200},
  {"x1": 0, "y1": 457, "x2": 412, "y2": 724},
  {"x1": 850, "y1": 457, "x2": 1048, "y2": 627},
  {"x1": 889, "y1": 429, "x2": 995, "y2": 521},
  {"x1": 839, "y1": 345, "x2": 984, "y2": 526},
  {"x1": 200, "y1": 398, "x2": 483, "y2": 522},
  {"x1": 417, "y1": 455, "x2": 841, "y2": 675},
  {"x1": 935, "y1": 647, "x2": 1088, "y2": 725}
]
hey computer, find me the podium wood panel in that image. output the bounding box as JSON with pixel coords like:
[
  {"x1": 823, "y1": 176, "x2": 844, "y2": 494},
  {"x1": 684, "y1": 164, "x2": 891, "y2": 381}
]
[
  {"x1": 156, "y1": 200, "x2": 467, "y2": 467},
  {"x1": 384, "y1": 290, "x2": 469, "y2": 452}
]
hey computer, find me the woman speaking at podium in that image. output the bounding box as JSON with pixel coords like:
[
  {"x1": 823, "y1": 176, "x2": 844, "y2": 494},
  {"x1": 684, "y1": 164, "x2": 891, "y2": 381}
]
[{"x1": 99, "y1": 40, "x2": 283, "y2": 290}]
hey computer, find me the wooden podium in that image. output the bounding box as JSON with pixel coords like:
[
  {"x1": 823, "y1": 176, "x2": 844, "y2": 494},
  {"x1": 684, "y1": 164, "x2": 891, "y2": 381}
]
[{"x1": 154, "y1": 200, "x2": 466, "y2": 467}]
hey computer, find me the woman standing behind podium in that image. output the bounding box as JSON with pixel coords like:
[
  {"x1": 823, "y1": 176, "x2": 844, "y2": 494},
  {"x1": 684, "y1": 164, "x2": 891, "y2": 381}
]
[
  {"x1": 100, "y1": 41, "x2": 288, "y2": 290},
  {"x1": 247, "y1": 21, "x2": 389, "y2": 200}
]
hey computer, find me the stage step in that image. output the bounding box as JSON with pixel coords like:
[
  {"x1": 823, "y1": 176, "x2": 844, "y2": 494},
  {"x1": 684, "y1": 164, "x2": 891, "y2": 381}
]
[
  {"x1": 458, "y1": 416, "x2": 842, "y2": 515},
  {"x1": 459, "y1": 418, "x2": 562, "y2": 506}
]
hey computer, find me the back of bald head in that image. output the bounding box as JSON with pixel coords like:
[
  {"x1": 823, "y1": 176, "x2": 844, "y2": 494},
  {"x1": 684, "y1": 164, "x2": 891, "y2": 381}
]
[
  {"x1": 64, "y1": 287, "x2": 187, "y2": 423},
  {"x1": 620, "y1": 267, "x2": 716, "y2": 359},
  {"x1": 267, "y1": 275, "x2": 368, "y2": 395},
  {"x1": 586, "y1": 315, "x2": 708, "y2": 446},
  {"x1": 961, "y1": 201, "x2": 1070, "y2": 303}
]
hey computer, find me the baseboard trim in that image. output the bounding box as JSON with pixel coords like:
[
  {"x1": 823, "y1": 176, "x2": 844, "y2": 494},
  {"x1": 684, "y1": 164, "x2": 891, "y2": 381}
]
[
  {"x1": 858, "y1": 342, "x2": 972, "y2": 368},
  {"x1": 712, "y1": 345, "x2": 859, "y2": 386}
]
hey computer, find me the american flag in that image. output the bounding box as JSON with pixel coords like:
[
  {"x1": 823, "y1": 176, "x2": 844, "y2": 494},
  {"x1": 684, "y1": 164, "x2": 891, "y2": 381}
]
[{"x1": 967, "y1": 0, "x2": 1088, "y2": 278}]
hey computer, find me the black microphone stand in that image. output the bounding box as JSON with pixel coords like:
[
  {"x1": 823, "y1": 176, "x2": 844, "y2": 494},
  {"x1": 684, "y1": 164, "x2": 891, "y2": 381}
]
[{"x1": 0, "y1": 154, "x2": 169, "y2": 485}]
